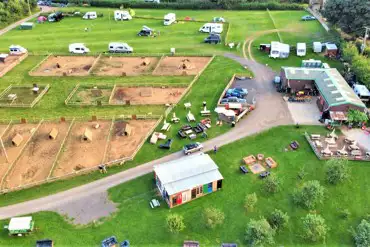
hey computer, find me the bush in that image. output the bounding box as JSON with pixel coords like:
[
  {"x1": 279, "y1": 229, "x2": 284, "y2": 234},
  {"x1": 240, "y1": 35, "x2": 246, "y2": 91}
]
[
  {"x1": 166, "y1": 214, "x2": 185, "y2": 233},
  {"x1": 352, "y1": 219, "x2": 370, "y2": 247},
  {"x1": 268, "y1": 209, "x2": 289, "y2": 231},
  {"x1": 339, "y1": 208, "x2": 351, "y2": 220},
  {"x1": 244, "y1": 193, "x2": 257, "y2": 212},
  {"x1": 263, "y1": 174, "x2": 281, "y2": 194},
  {"x1": 203, "y1": 207, "x2": 225, "y2": 229},
  {"x1": 293, "y1": 180, "x2": 325, "y2": 209},
  {"x1": 245, "y1": 218, "x2": 275, "y2": 246},
  {"x1": 301, "y1": 214, "x2": 328, "y2": 242},
  {"x1": 325, "y1": 159, "x2": 351, "y2": 185}
]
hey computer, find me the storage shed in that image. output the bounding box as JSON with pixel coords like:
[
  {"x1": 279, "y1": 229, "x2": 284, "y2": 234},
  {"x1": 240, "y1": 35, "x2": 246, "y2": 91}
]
[
  {"x1": 49, "y1": 128, "x2": 59, "y2": 140},
  {"x1": 325, "y1": 43, "x2": 338, "y2": 57},
  {"x1": 12, "y1": 133, "x2": 24, "y2": 147},
  {"x1": 154, "y1": 153, "x2": 223, "y2": 208},
  {"x1": 82, "y1": 128, "x2": 92, "y2": 142},
  {"x1": 5, "y1": 216, "x2": 34, "y2": 236}
]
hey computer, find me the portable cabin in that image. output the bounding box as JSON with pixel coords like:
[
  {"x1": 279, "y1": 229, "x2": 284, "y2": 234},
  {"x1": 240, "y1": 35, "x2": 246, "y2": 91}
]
[
  {"x1": 325, "y1": 43, "x2": 338, "y2": 57},
  {"x1": 82, "y1": 128, "x2": 92, "y2": 142},
  {"x1": 12, "y1": 133, "x2": 24, "y2": 147},
  {"x1": 20, "y1": 22, "x2": 34, "y2": 30},
  {"x1": 270, "y1": 42, "x2": 290, "y2": 59},
  {"x1": 313, "y1": 42, "x2": 322, "y2": 53},
  {"x1": 296, "y1": 43, "x2": 306, "y2": 57},
  {"x1": 5, "y1": 216, "x2": 34, "y2": 236},
  {"x1": 49, "y1": 128, "x2": 59, "y2": 140},
  {"x1": 154, "y1": 153, "x2": 223, "y2": 208},
  {"x1": 352, "y1": 84, "x2": 370, "y2": 102}
]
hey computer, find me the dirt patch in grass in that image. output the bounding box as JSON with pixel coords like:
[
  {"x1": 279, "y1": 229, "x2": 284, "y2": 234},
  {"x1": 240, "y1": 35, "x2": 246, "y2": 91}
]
[
  {"x1": 110, "y1": 86, "x2": 186, "y2": 105},
  {"x1": 70, "y1": 86, "x2": 113, "y2": 104},
  {"x1": 152, "y1": 56, "x2": 211, "y2": 76},
  {"x1": 3, "y1": 121, "x2": 71, "y2": 189},
  {"x1": 93, "y1": 56, "x2": 159, "y2": 76},
  {"x1": 52, "y1": 121, "x2": 111, "y2": 177},
  {"x1": 105, "y1": 120, "x2": 157, "y2": 162},
  {"x1": 31, "y1": 56, "x2": 97, "y2": 76},
  {"x1": 0, "y1": 86, "x2": 46, "y2": 106},
  {"x1": 0, "y1": 55, "x2": 21, "y2": 74}
]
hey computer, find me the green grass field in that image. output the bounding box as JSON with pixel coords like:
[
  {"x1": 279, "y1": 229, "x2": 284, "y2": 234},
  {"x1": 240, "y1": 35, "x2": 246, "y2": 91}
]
[{"x1": 1, "y1": 125, "x2": 368, "y2": 246}]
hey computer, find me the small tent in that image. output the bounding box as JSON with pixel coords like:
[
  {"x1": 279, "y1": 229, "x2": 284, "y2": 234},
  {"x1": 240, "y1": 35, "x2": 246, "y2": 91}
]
[
  {"x1": 12, "y1": 133, "x2": 23, "y2": 147},
  {"x1": 49, "y1": 128, "x2": 59, "y2": 140},
  {"x1": 37, "y1": 16, "x2": 47, "y2": 23},
  {"x1": 82, "y1": 128, "x2": 92, "y2": 142}
]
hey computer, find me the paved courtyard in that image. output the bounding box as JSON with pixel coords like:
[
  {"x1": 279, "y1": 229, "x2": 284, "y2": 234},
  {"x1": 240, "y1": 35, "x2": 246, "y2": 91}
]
[
  {"x1": 286, "y1": 97, "x2": 322, "y2": 125},
  {"x1": 342, "y1": 128, "x2": 370, "y2": 151}
]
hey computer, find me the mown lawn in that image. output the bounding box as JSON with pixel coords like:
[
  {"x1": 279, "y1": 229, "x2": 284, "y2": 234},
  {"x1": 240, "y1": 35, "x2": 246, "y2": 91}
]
[{"x1": 1, "y1": 125, "x2": 368, "y2": 246}]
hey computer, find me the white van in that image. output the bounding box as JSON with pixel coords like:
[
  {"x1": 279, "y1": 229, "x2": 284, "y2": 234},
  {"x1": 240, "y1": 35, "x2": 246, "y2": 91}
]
[
  {"x1": 114, "y1": 10, "x2": 132, "y2": 21},
  {"x1": 9, "y1": 45, "x2": 27, "y2": 55},
  {"x1": 296, "y1": 43, "x2": 306, "y2": 57},
  {"x1": 164, "y1": 13, "x2": 176, "y2": 26},
  {"x1": 82, "y1": 12, "x2": 97, "y2": 20},
  {"x1": 69, "y1": 43, "x2": 90, "y2": 54},
  {"x1": 199, "y1": 23, "x2": 223, "y2": 34},
  {"x1": 108, "y1": 42, "x2": 133, "y2": 53}
]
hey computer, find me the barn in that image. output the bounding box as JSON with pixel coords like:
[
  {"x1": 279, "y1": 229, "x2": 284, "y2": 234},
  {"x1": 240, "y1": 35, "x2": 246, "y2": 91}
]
[
  {"x1": 153, "y1": 153, "x2": 223, "y2": 208},
  {"x1": 280, "y1": 67, "x2": 366, "y2": 116}
]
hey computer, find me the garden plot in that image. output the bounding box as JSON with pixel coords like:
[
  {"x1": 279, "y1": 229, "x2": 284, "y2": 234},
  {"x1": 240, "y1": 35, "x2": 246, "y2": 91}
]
[
  {"x1": 31, "y1": 56, "x2": 97, "y2": 76},
  {"x1": 67, "y1": 85, "x2": 114, "y2": 105},
  {"x1": 0, "y1": 85, "x2": 48, "y2": 107},
  {"x1": 152, "y1": 56, "x2": 212, "y2": 76},
  {"x1": 52, "y1": 121, "x2": 111, "y2": 177},
  {"x1": 0, "y1": 123, "x2": 39, "y2": 181},
  {"x1": 105, "y1": 120, "x2": 158, "y2": 162},
  {"x1": 3, "y1": 121, "x2": 71, "y2": 189},
  {"x1": 110, "y1": 86, "x2": 186, "y2": 105},
  {"x1": 93, "y1": 56, "x2": 159, "y2": 76}
]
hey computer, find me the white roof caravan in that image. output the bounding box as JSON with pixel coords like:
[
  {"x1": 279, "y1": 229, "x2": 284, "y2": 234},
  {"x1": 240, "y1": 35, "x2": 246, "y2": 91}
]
[
  {"x1": 270, "y1": 41, "x2": 290, "y2": 59},
  {"x1": 82, "y1": 12, "x2": 97, "y2": 20},
  {"x1": 114, "y1": 10, "x2": 132, "y2": 21},
  {"x1": 164, "y1": 13, "x2": 176, "y2": 26},
  {"x1": 296, "y1": 43, "x2": 306, "y2": 57},
  {"x1": 199, "y1": 23, "x2": 223, "y2": 34}
]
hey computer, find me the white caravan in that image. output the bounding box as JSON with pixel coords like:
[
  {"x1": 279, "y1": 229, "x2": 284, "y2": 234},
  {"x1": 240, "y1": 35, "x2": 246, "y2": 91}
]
[
  {"x1": 353, "y1": 84, "x2": 370, "y2": 102},
  {"x1": 82, "y1": 12, "x2": 97, "y2": 20},
  {"x1": 108, "y1": 42, "x2": 133, "y2": 53},
  {"x1": 114, "y1": 10, "x2": 132, "y2": 21},
  {"x1": 164, "y1": 13, "x2": 176, "y2": 26},
  {"x1": 313, "y1": 42, "x2": 322, "y2": 53},
  {"x1": 270, "y1": 41, "x2": 290, "y2": 59},
  {"x1": 69, "y1": 43, "x2": 90, "y2": 54},
  {"x1": 296, "y1": 43, "x2": 306, "y2": 56},
  {"x1": 199, "y1": 23, "x2": 223, "y2": 34},
  {"x1": 9, "y1": 45, "x2": 27, "y2": 55}
]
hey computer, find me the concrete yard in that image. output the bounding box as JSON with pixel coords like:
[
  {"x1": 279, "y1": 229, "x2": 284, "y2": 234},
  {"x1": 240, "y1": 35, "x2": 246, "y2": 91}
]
[{"x1": 286, "y1": 97, "x2": 322, "y2": 125}]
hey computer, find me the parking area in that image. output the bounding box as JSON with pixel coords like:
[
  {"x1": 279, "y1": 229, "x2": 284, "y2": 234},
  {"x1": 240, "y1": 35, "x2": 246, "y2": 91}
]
[
  {"x1": 231, "y1": 77, "x2": 257, "y2": 105},
  {"x1": 286, "y1": 97, "x2": 322, "y2": 125}
]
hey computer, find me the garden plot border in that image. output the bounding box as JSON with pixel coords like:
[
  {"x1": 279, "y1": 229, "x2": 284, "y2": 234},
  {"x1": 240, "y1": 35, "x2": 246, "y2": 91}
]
[
  {"x1": 0, "y1": 53, "x2": 28, "y2": 78},
  {"x1": 0, "y1": 84, "x2": 50, "y2": 108},
  {"x1": 64, "y1": 84, "x2": 115, "y2": 106}
]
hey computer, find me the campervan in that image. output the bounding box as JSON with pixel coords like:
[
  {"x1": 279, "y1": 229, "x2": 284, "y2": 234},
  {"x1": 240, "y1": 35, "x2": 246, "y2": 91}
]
[
  {"x1": 164, "y1": 13, "x2": 176, "y2": 26},
  {"x1": 199, "y1": 23, "x2": 223, "y2": 34},
  {"x1": 9, "y1": 45, "x2": 27, "y2": 55},
  {"x1": 313, "y1": 42, "x2": 322, "y2": 53},
  {"x1": 269, "y1": 42, "x2": 290, "y2": 59},
  {"x1": 114, "y1": 10, "x2": 132, "y2": 21},
  {"x1": 82, "y1": 12, "x2": 97, "y2": 20},
  {"x1": 108, "y1": 42, "x2": 133, "y2": 53},
  {"x1": 296, "y1": 43, "x2": 306, "y2": 57},
  {"x1": 69, "y1": 43, "x2": 90, "y2": 54}
]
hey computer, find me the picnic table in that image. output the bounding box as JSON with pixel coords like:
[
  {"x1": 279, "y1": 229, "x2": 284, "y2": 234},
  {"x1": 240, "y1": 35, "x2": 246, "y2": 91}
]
[
  {"x1": 243, "y1": 155, "x2": 256, "y2": 165},
  {"x1": 265, "y1": 157, "x2": 277, "y2": 168}
]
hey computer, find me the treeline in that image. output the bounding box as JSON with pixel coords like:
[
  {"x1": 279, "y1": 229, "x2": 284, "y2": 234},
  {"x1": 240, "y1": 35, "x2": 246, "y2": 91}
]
[
  {"x1": 0, "y1": 0, "x2": 37, "y2": 28},
  {"x1": 52, "y1": 0, "x2": 305, "y2": 10},
  {"x1": 342, "y1": 42, "x2": 370, "y2": 86}
]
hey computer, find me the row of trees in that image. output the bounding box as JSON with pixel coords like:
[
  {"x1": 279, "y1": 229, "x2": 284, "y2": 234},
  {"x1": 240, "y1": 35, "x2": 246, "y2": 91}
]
[
  {"x1": 0, "y1": 0, "x2": 37, "y2": 28},
  {"x1": 342, "y1": 42, "x2": 370, "y2": 86}
]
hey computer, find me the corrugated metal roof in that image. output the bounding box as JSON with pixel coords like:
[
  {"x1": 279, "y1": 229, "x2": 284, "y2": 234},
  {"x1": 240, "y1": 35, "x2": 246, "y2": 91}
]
[
  {"x1": 282, "y1": 67, "x2": 365, "y2": 108},
  {"x1": 154, "y1": 153, "x2": 223, "y2": 195}
]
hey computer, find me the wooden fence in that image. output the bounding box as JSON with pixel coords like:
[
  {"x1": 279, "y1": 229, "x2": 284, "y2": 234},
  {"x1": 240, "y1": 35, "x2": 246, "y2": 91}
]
[
  {"x1": 0, "y1": 84, "x2": 50, "y2": 108},
  {"x1": 0, "y1": 53, "x2": 28, "y2": 78}
]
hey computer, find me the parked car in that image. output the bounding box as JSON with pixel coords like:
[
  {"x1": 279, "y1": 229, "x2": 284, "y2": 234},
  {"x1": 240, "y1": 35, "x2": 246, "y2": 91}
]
[
  {"x1": 259, "y1": 171, "x2": 270, "y2": 178},
  {"x1": 225, "y1": 88, "x2": 248, "y2": 98},
  {"x1": 220, "y1": 97, "x2": 247, "y2": 104},
  {"x1": 159, "y1": 139, "x2": 173, "y2": 149},
  {"x1": 301, "y1": 15, "x2": 316, "y2": 21},
  {"x1": 137, "y1": 26, "x2": 153, "y2": 36},
  {"x1": 108, "y1": 42, "x2": 133, "y2": 53},
  {"x1": 204, "y1": 34, "x2": 221, "y2": 44},
  {"x1": 183, "y1": 142, "x2": 203, "y2": 155}
]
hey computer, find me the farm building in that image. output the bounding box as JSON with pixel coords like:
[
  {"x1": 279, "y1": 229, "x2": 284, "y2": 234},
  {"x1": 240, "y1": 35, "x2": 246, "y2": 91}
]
[
  {"x1": 153, "y1": 153, "x2": 223, "y2": 208},
  {"x1": 280, "y1": 67, "x2": 366, "y2": 116}
]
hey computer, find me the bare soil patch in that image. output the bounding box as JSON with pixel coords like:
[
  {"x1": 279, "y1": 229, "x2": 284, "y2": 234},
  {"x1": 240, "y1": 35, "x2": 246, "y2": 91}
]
[
  {"x1": 93, "y1": 56, "x2": 159, "y2": 76},
  {"x1": 31, "y1": 56, "x2": 97, "y2": 76},
  {"x1": 152, "y1": 56, "x2": 211, "y2": 76},
  {"x1": 70, "y1": 86, "x2": 113, "y2": 105},
  {"x1": 0, "y1": 55, "x2": 20, "y2": 73},
  {"x1": 105, "y1": 120, "x2": 157, "y2": 162},
  {"x1": 110, "y1": 86, "x2": 186, "y2": 105},
  {"x1": 4, "y1": 121, "x2": 70, "y2": 189},
  {"x1": 52, "y1": 121, "x2": 111, "y2": 177}
]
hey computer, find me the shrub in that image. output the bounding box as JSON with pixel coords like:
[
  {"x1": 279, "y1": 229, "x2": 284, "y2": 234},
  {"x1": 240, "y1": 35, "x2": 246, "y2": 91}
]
[
  {"x1": 244, "y1": 193, "x2": 257, "y2": 212},
  {"x1": 293, "y1": 180, "x2": 325, "y2": 209},
  {"x1": 325, "y1": 159, "x2": 351, "y2": 185},
  {"x1": 268, "y1": 209, "x2": 289, "y2": 231},
  {"x1": 263, "y1": 174, "x2": 281, "y2": 194},
  {"x1": 245, "y1": 218, "x2": 275, "y2": 246},
  {"x1": 301, "y1": 214, "x2": 328, "y2": 242},
  {"x1": 339, "y1": 208, "x2": 351, "y2": 220},
  {"x1": 203, "y1": 207, "x2": 225, "y2": 229},
  {"x1": 352, "y1": 219, "x2": 370, "y2": 247},
  {"x1": 166, "y1": 214, "x2": 185, "y2": 233}
]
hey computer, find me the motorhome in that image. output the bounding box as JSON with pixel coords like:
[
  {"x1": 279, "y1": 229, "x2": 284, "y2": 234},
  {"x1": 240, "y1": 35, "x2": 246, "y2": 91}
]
[
  {"x1": 114, "y1": 10, "x2": 132, "y2": 21},
  {"x1": 82, "y1": 12, "x2": 97, "y2": 20},
  {"x1": 270, "y1": 41, "x2": 290, "y2": 59},
  {"x1": 9, "y1": 45, "x2": 27, "y2": 55},
  {"x1": 108, "y1": 42, "x2": 133, "y2": 53},
  {"x1": 69, "y1": 43, "x2": 90, "y2": 54},
  {"x1": 164, "y1": 13, "x2": 176, "y2": 26},
  {"x1": 199, "y1": 23, "x2": 223, "y2": 34},
  {"x1": 296, "y1": 43, "x2": 306, "y2": 56}
]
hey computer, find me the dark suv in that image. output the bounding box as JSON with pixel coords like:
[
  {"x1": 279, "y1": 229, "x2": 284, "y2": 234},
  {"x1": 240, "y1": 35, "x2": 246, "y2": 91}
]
[{"x1": 204, "y1": 34, "x2": 221, "y2": 44}]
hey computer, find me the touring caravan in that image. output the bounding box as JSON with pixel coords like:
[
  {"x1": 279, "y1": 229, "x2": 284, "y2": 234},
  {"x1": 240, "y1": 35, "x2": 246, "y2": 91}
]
[
  {"x1": 9, "y1": 45, "x2": 27, "y2": 55},
  {"x1": 313, "y1": 42, "x2": 322, "y2": 53},
  {"x1": 69, "y1": 43, "x2": 90, "y2": 54},
  {"x1": 82, "y1": 12, "x2": 97, "y2": 20},
  {"x1": 108, "y1": 42, "x2": 133, "y2": 53},
  {"x1": 199, "y1": 23, "x2": 223, "y2": 34},
  {"x1": 353, "y1": 84, "x2": 370, "y2": 102},
  {"x1": 114, "y1": 10, "x2": 132, "y2": 21},
  {"x1": 164, "y1": 13, "x2": 176, "y2": 26},
  {"x1": 296, "y1": 43, "x2": 306, "y2": 57},
  {"x1": 270, "y1": 42, "x2": 290, "y2": 59}
]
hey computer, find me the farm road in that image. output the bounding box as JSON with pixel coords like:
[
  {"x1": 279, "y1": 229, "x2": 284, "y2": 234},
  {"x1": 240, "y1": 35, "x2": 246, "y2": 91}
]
[{"x1": 0, "y1": 54, "x2": 293, "y2": 224}]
